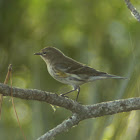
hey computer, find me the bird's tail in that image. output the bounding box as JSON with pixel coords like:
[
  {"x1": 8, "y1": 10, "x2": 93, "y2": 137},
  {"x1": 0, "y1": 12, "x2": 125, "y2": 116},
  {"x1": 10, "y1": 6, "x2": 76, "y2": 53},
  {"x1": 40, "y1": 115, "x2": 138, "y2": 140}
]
[
  {"x1": 99, "y1": 73, "x2": 127, "y2": 79},
  {"x1": 89, "y1": 73, "x2": 128, "y2": 81}
]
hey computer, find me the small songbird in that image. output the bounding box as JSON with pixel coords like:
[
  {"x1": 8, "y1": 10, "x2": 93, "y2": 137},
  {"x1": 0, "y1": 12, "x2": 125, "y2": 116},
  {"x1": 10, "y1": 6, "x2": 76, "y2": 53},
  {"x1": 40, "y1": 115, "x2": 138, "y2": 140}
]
[{"x1": 34, "y1": 47, "x2": 126, "y2": 101}]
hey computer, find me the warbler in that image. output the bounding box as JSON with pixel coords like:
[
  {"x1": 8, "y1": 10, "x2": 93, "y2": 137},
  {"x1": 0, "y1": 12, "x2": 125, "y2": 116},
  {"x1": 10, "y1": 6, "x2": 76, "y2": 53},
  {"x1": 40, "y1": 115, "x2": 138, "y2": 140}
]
[{"x1": 34, "y1": 47, "x2": 126, "y2": 101}]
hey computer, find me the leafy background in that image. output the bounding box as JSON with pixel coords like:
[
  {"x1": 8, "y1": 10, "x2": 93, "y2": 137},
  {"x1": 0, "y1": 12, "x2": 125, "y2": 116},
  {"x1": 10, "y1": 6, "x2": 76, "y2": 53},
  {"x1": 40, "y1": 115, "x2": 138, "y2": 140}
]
[{"x1": 0, "y1": 0, "x2": 140, "y2": 140}]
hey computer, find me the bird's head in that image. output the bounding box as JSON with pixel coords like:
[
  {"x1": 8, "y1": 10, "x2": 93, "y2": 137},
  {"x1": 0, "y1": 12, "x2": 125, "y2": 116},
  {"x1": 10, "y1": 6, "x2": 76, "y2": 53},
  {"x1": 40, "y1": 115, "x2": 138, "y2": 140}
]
[{"x1": 34, "y1": 47, "x2": 64, "y2": 64}]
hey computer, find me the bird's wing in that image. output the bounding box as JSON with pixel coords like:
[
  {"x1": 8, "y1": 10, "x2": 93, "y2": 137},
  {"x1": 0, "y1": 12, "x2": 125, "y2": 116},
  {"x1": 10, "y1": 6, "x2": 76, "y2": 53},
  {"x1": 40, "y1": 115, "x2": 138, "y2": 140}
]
[
  {"x1": 54, "y1": 60, "x2": 106, "y2": 76},
  {"x1": 69, "y1": 65, "x2": 107, "y2": 76},
  {"x1": 53, "y1": 56, "x2": 126, "y2": 79}
]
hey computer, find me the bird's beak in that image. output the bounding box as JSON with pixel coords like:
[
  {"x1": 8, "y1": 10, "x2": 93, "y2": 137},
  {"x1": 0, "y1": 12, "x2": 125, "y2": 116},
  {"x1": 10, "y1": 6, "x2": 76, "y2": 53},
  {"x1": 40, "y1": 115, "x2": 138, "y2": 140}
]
[{"x1": 34, "y1": 52, "x2": 42, "y2": 55}]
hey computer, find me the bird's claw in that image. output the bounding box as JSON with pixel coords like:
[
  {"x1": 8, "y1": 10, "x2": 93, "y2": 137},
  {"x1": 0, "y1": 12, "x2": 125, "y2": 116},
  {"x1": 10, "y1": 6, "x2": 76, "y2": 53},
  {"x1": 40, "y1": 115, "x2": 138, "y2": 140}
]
[{"x1": 60, "y1": 94, "x2": 69, "y2": 98}]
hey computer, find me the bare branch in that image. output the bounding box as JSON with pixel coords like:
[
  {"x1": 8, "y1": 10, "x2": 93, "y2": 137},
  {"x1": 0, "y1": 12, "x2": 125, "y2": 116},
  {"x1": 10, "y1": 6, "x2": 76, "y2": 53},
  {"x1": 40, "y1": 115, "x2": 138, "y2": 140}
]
[
  {"x1": 85, "y1": 98, "x2": 140, "y2": 119},
  {"x1": 124, "y1": 0, "x2": 140, "y2": 22},
  {"x1": 0, "y1": 83, "x2": 140, "y2": 140},
  {"x1": 0, "y1": 83, "x2": 86, "y2": 114},
  {"x1": 37, "y1": 114, "x2": 81, "y2": 140},
  {"x1": 37, "y1": 97, "x2": 140, "y2": 140}
]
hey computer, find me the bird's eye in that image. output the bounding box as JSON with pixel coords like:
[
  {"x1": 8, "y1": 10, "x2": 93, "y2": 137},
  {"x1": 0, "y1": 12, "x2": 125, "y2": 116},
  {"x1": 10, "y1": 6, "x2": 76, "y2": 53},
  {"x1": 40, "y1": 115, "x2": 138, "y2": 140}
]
[{"x1": 42, "y1": 52, "x2": 47, "y2": 55}]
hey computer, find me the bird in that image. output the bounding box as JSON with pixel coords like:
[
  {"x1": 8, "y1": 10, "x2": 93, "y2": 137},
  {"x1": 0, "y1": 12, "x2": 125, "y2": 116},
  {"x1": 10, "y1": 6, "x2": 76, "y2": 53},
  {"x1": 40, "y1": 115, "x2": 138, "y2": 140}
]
[{"x1": 34, "y1": 47, "x2": 127, "y2": 101}]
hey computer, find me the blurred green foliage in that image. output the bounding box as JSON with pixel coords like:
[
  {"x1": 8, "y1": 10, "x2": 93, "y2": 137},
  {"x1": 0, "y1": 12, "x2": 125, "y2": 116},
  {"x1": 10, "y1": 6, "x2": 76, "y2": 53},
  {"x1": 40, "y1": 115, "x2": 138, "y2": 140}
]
[{"x1": 0, "y1": 0, "x2": 140, "y2": 140}]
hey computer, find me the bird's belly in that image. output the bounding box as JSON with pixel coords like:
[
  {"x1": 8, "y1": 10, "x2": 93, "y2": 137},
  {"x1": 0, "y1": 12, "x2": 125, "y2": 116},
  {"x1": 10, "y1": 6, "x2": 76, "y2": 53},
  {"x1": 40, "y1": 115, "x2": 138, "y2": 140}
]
[
  {"x1": 56, "y1": 75, "x2": 85, "y2": 85},
  {"x1": 47, "y1": 65, "x2": 85, "y2": 85}
]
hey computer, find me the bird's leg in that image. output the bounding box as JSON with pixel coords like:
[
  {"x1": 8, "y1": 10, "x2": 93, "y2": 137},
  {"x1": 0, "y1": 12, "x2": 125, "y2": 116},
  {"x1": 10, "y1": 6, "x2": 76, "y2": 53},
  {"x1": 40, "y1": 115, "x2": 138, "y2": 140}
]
[
  {"x1": 60, "y1": 86, "x2": 80, "y2": 101},
  {"x1": 75, "y1": 86, "x2": 80, "y2": 101},
  {"x1": 60, "y1": 89, "x2": 77, "y2": 97}
]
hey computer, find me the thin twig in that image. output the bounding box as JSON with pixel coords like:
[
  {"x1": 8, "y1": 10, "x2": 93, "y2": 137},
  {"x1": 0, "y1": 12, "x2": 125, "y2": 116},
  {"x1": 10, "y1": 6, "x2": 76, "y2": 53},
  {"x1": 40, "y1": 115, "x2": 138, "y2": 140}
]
[
  {"x1": 9, "y1": 68, "x2": 27, "y2": 140},
  {"x1": 124, "y1": 0, "x2": 140, "y2": 22},
  {"x1": 0, "y1": 64, "x2": 12, "y2": 119}
]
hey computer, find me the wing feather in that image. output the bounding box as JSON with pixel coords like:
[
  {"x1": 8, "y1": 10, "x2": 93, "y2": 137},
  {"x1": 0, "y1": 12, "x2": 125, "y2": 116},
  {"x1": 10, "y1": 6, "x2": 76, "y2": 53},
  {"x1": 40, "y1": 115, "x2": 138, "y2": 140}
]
[{"x1": 53, "y1": 56, "x2": 106, "y2": 76}]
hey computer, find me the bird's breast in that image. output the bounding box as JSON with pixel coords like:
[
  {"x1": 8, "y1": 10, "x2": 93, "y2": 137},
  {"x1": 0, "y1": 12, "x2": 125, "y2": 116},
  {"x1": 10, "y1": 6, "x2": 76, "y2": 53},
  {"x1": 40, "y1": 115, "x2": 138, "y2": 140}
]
[{"x1": 47, "y1": 64, "x2": 86, "y2": 86}]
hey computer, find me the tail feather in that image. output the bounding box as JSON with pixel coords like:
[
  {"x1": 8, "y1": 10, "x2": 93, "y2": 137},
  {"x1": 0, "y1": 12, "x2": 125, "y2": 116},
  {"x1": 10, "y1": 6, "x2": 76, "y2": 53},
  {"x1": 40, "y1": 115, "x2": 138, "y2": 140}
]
[
  {"x1": 100, "y1": 73, "x2": 127, "y2": 79},
  {"x1": 89, "y1": 73, "x2": 128, "y2": 81}
]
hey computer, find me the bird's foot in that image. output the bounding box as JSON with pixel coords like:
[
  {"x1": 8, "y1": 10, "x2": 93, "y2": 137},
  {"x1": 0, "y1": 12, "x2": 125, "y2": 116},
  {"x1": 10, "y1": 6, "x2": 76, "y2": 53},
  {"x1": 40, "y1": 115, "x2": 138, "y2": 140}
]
[{"x1": 60, "y1": 94, "x2": 69, "y2": 98}]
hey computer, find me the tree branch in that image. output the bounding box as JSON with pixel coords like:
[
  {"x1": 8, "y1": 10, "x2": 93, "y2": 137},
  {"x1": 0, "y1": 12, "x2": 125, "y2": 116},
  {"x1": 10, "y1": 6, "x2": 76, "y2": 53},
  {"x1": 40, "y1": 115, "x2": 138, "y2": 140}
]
[
  {"x1": 37, "y1": 113, "x2": 81, "y2": 140},
  {"x1": 0, "y1": 83, "x2": 140, "y2": 140},
  {"x1": 0, "y1": 83, "x2": 86, "y2": 114},
  {"x1": 124, "y1": 0, "x2": 140, "y2": 22},
  {"x1": 37, "y1": 97, "x2": 140, "y2": 140}
]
